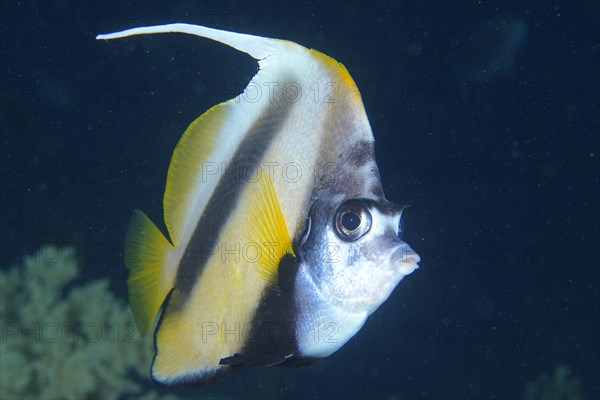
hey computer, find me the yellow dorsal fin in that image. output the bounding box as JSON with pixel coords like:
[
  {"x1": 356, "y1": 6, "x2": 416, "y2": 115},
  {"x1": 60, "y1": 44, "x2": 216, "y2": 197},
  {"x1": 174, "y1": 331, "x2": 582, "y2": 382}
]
[
  {"x1": 245, "y1": 169, "x2": 295, "y2": 285},
  {"x1": 124, "y1": 210, "x2": 175, "y2": 336},
  {"x1": 163, "y1": 103, "x2": 226, "y2": 246}
]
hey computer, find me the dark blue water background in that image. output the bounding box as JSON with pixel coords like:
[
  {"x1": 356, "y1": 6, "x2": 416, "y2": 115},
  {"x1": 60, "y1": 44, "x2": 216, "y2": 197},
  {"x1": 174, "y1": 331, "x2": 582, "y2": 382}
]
[{"x1": 1, "y1": 1, "x2": 598, "y2": 399}]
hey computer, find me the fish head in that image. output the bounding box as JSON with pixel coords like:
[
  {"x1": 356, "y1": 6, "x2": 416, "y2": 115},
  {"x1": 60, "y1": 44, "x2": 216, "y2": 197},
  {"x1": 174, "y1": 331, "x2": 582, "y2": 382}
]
[{"x1": 298, "y1": 196, "x2": 420, "y2": 316}]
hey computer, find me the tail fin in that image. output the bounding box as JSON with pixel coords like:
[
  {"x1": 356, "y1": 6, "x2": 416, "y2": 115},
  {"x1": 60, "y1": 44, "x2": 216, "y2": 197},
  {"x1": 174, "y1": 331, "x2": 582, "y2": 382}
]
[{"x1": 124, "y1": 209, "x2": 176, "y2": 336}]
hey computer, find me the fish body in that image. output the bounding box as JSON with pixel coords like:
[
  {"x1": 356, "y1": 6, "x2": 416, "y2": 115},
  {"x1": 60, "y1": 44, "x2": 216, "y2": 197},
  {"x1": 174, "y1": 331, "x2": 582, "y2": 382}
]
[{"x1": 97, "y1": 23, "x2": 420, "y2": 385}]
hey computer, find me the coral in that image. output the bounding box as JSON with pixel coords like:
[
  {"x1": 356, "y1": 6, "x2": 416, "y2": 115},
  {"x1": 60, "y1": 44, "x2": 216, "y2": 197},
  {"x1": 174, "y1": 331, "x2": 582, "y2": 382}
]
[{"x1": 0, "y1": 245, "x2": 160, "y2": 399}]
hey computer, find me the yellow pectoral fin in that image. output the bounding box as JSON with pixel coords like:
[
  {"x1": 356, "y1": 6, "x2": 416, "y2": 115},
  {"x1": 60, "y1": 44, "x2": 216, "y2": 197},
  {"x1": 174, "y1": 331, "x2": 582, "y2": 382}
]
[
  {"x1": 124, "y1": 210, "x2": 175, "y2": 336},
  {"x1": 245, "y1": 169, "x2": 295, "y2": 285}
]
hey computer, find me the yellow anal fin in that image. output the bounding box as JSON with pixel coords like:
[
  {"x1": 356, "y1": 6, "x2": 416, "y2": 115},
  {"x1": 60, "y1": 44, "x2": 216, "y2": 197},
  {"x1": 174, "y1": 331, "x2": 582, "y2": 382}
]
[
  {"x1": 245, "y1": 169, "x2": 295, "y2": 286},
  {"x1": 125, "y1": 210, "x2": 175, "y2": 336},
  {"x1": 152, "y1": 298, "x2": 228, "y2": 385}
]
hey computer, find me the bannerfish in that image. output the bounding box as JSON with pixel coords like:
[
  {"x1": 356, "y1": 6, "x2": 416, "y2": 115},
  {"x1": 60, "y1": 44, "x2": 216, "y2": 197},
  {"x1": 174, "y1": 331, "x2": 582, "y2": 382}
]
[{"x1": 97, "y1": 23, "x2": 420, "y2": 385}]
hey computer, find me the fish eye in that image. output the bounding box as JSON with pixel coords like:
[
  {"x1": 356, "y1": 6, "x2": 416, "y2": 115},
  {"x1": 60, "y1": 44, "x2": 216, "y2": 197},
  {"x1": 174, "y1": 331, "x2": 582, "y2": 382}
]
[{"x1": 334, "y1": 199, "x2": 372, "y2": 242}]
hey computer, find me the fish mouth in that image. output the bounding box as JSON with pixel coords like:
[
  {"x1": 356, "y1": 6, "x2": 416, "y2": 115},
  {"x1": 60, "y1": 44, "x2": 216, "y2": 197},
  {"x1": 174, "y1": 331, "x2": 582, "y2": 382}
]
[
  {"x1": 361, "y1": 246, "x2": 419, "y2": 309},
  {"x1": 335, "y1": 245, "x2": 420, "y2": 311},
  {"x1": 391, "y1": 244, "x2": 420, "y2": 271}
]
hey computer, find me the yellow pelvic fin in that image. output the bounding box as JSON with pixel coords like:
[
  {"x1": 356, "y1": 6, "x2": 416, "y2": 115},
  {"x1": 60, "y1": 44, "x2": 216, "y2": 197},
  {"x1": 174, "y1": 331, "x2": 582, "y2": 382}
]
[
  {"x1": 125, "y1": 210, "x2": 175, "y2": 336},
  {"x1": 245, "y1": 169, "x2": 295, "y2": 285},
  {"x1": 164, "y1": 103, "x2": 227, "y2": 247}
]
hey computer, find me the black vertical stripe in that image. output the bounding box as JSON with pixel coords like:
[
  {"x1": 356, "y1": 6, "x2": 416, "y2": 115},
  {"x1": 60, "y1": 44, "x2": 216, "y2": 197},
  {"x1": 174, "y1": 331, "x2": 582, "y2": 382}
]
[
  {"x1": 219, "y1": 253, "x2": 302, "y2": 367},
  {"x1": 172, "y1": 90, "x2": 296, "y2": 303}
]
